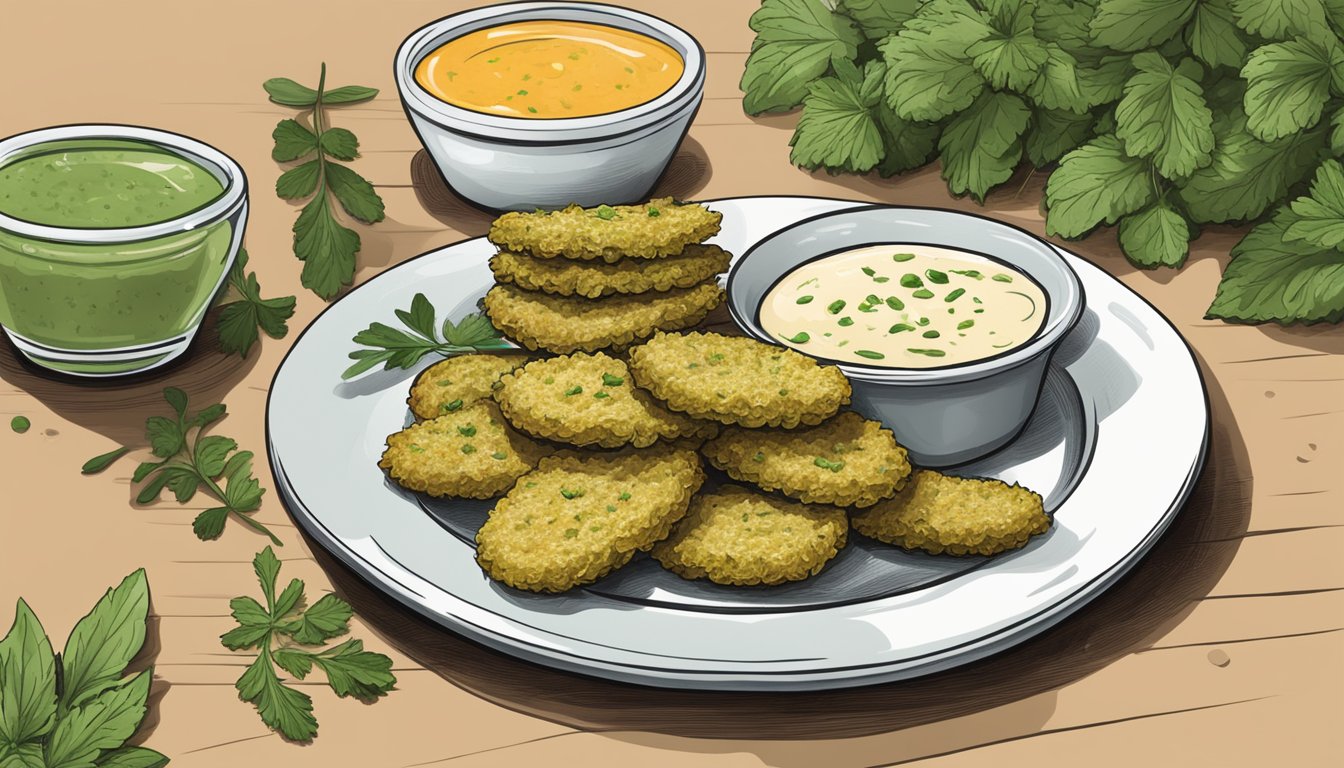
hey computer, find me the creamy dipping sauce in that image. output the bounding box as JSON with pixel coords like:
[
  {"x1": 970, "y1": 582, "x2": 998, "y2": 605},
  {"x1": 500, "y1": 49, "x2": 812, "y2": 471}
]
[
  {"x1": 759, "y1": 245, "x2": 1047, "y2": 368},
  {"x1": 415, "y1": 20, "x2": 684, "y2": 119}
]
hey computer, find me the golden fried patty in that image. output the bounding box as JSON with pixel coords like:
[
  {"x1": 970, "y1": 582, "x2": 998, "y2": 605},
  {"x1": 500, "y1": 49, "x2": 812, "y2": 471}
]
[
  {"x1": 652, "y1": 485, "x2": 849, "y2": 586},
  {"x1": 489, "y1": 244, "x2": 731, "y2": 298},
  {"x1": 378, "y1": 402, "x2": 548, "y2": 499},
  {"x1": 475, "y1": 446, "x2": 705, "y2": 592},
  {"x1": 494, "y1": 352, "x2": 718, "y2": 449},
  {"x1": 407, "y1": 353, "x2": 530, "y2": 421},
  {"x1": 702, "y1": 411, "x2": 912, "y2": 508},
  {"x1": 851, "y1": 470, "x2": 1049, "y2": 556},
  {"x1": 487, "y1": 198, "x2": 722, "y2": 262},
  {"x1": 626, "y1": 331, "x2": 851, "y2": 428},
  {"x1": 483, "y1": 282, "x2": 725, "y2": 355}
]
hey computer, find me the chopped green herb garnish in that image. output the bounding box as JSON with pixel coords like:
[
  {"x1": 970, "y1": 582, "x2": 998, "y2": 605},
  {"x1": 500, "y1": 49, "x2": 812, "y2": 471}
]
[
  {"x1": 885, "y1": 296, "x2": 905, "y2": 310},
  {"x1": 786, "y1": 331, "x2": 810, "y2": 343},
  {"x1": 838, "y1": 317, "x2": 855, "y2": 327},
  {"x1": 874, "y1": 276, "x2": 890, "y2": 283},
  {"x1": 796, "y1": 295, "x2": 815, "y2": 304},
  {"x1": 564, "y1": 385, "x2": 583, "y2": 396},
  {"x1": 861, "y1": 266, "x2": 876, "y2": 277},
  {"x1": 595, "y1": 205, "x2": 617, "y2": 220},
  {"x1": 974, "y1": 308, "x2": 985, "y2": 314},
  {"x1": 491, "y1": 451, "x2": 507, "y2": 460},
  {"x1": 487, "y1": 57, "x2": 499, "y2": 63},
  {"x1": 813, "y1": 457, "x2": 845, "y2": 472},
  {"x1": 827, "y1": 299, "x2": 846, "y2": 314},
  {"x1": 854, "y1": 350, "x2": 885, "y2": 360},
  {"x1": 892, "y1": 253, "x2": 916, "y2": 262},
  {"x1": 564, "y1": 528, "x2": 579, "y2": 538},
  {"x1": 618, "y1": 491, "x2": 631, "y2": 501},
  {"x1": 993, "y1": 274, "x2": 1013, "y2": 282},
  {"x1": 950, "y1": 269, "x2": 983, "y2": 279},
  {"x1": 923, "y1": 330, "x2": 941, "y2": 339},
  {"x1": 945, "y1": 288, "x2": 966, "y2": 302},
  {"x1": 900, "y1": 274, "x2": 923, "y2": 288},
  {"x1": 912, "y1": 289, "x2": 935, "y2": 299},
  {"x1": 973, "y1": 297, "x2": 983, "y2": 304},
  {"x1": 517, "y1": 89, "x2": 528, "y2": 96},
  {"x1": 778, "y1": 388, "x2": 790, "y2": 396},
  {"x1": 797, "y1": 277, "x2": 819, "y2": 289},
  {"x1": 601, "y1": 372, "x2": 625, "y2": 387},
  {"x1": 908, "y1": 348, "x2": 947, "y2": 357},
  {"x1": 461, "y1": 444, "x2": 476, "y2": 454},
  {"x1": 442, "y1": 399, "x2": 464, "y2": 413},
  {"x1": 752, "y1": 452, "x2": 765, "y2": 463},
  {"x1": 593, "y1": 391, "x2": 611, "y2": 399},
  {"x1": 958, "y1": 319, "x2": 975, "y2": 330},
  {"x1": 648, "y1": 206, "x2": 660, "y2": 217},
  {"x1": 457, "y1": 424, "x2": 476, "y2": 438},
  {"x1": 526, "y1": 106, "x2": 538, "y2": 113},
  {"x1": 889, "y1": 323, "x2": 915, "y2": 333},
  {"x1": 925, "y1": 269, "x2": 949, "y2": 284},
  {"x1": 560, "y1": 488, "x2": 584, "y2": 499},
  {"x1": 918, "y1": 317, "x2": 930, "y2": 326},
  {"x1": 865, "y1": 294, "x2": 881, "y2": 305}
]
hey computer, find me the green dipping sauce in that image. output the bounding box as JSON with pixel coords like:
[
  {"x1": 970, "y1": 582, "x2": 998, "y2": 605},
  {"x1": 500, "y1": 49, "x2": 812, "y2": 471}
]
[
  {"x1": 0, "y1": 141, "x2": 223, "y2": 228},
  {"x1": 0, "y1": 138, "x2": 236, "y2": 375}
]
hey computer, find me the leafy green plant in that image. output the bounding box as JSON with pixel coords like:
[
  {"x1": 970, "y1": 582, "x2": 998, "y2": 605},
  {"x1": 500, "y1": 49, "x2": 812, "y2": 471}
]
[
  {"x1": 740, "y1": 0, "x2": 1344, "y2": 324},
  {"x1": 265, "y1": 65, "x2": 386, "y2": 300},
  {"x1": 0, "y1": 570, "x2": 167, "y2": 768},
  {"x1": 81, "y1": 388, "x2": 281, "y2": 546},
  {"x1": 221, "y1": 548, "x2": 396, "y2": 741},
  {"x1": 342, "y1": 292, "x2": 512, "y2": 379},
  {"x1": 214, "y1": 249, "x2": 297, "y2": 358}
]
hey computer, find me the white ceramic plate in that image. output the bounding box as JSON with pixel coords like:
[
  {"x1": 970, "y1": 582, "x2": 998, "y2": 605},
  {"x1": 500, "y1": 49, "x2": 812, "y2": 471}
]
[{"x1": 267, "y1": 196, "x2": 1209, "y2": 690}]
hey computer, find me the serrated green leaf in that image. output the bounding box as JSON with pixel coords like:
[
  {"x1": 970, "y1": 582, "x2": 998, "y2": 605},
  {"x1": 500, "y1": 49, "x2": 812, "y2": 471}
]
[
  {"x1": 938, "y1": 91, "x2": 1031, "y2": 202},
  {"x1": 294, "y1": 192, "x2": 360, "y2": 300},
  {"x1": 875, "y1": 107, "x2": 940, "y2": 176},
  {"x1": 275, "y1": 160, "x2": 321, "y2": 200},
  {"x1": 0, "y1": 742, "x2": 43, "y2": 768},
  {"x1": 1034, "y1": 0, "x2": 1101, "y2": 64},
  {"x1": 739, "y1": 0, "x2": 864, "y2": 114},
  {"x1": 1241, "y1": 38, "x2": 1337, "y2": 142},
  {"x1": 93, "y1": 746, "x2": 169, "y2": 768},
  {"x1": 188, "y1": 402, "x2": 227, "y2": 430},
  {"x1": 144, "y1": 417, "x2": 183, "y2": 460},
  {"x1": 319, "y1": 127, "x2": 359, "y2": 160},
  {"x1": 273, "y1": 579, "x2": 305, "y2": 622},
  {"x1": 162, "y1": 387, "x2": 187, "y2": 419},
  {"x1": 252, "y1": 547, "x2": 282, "y2": 608},
  {"x1": 1177, "y1": 109, "x2": 1326, "y2": 222},
  {"x1": 283, "y1": 594, "x2": 352, "y2": 645},
  {"x1": 1230, "y1": 0, "x2": 1328, "y2": 40},
  {"x1": 1090, "y1": 0, "x2": 1196, "y2": 51},
  {"x1": 394, "y1": 293, "x2": 438, "y2": 341},
  {"x1": 790, "y1": 60, "x2": 886, "y2": 173},
  {"x1": 1025, "y1": 108, "x2": 1095, "y2": 166},
  {"x1": 271, "y1": 649, "x2": 314, "y2": 680},
  {"x1": 1208, "y1": 208, "x2": 1344, "y2": 323},
  {"x1": 1332, "y1": 108, "x2": 1344, "y2": 155},
  {"x1": 0, "y1": 601, "x2": 56, "y2": 745},
  {"x1": 81, "y1": 447, "x2": 129, "y2": 475},
  {"x1": 310, "y1": 640, "x2": 395, "y2": 701},
  {"x1": 217, "y1": 249, "x2": 296, "y2": 358},
  {"x1": 133, "y1": 472, "x2": 172, "y2": 505},
  {"x1": 1027, "y1": 44, "x2": 1086, "y2": 113},
  {"x1": 1115, "y1": 53, "x2": 1215, "y2": 178},
  {"x1": 195, "y1": 435, "x2": 238, "y2": 478},
  {"x1": 1046, "y1": 135, "x2": 1156, "y2": 238},
  {"x1": 59, "y1": 570, "x2": 148, "y2": 710},
  {"x1": 967, "y1": 2, "x2": 1048, "y2": 90},
  {"x1": 162, "y1": 467, "x2": 199, "y2": 504},
  {"x1": 1119, "y1": 199, "x2": 1193, "y2": 267},
  {"x1": 192, "y1": 507, "x2": 230, "y2": 541},
  {"x1": 226, "y1": 596, "x2": 270, "y2": 631},
  {"x1": 1285, "y1": 159, "x2": 1344, "y2": 247},
  {"x1": 1188, "y1": 0, "x2": 1249, "y2": 70},
  {"x1": 838, "y1": 0, "x2": 920, "y2": 37},
  {"x1": 235, "y1": 654, "x2": 316, "y2": 741},
  {"x1": 441, "y1": 313, "x2": 505, "y2": 348},
  {"x1": 325, "y1": 164, "x2": 385, "y2": 224},
  {"x1": 44, "y1": 669, "x2": 151, "y2": 768},
  {"x1": 881, "y1": 1, "x2": 990, "y2": 122},
  {"x1": 1077, "y1": 56, "x2": 1135, "y2": 108},
  {"x1": 271, "y1": 119, "x2": 317, "y2": 162},
  {"x1": 323, "y1": 85, "x2": 379, "y2": 104},
  {"x1": 263, "y1": 78, "x2": 318, "y2": 107}
]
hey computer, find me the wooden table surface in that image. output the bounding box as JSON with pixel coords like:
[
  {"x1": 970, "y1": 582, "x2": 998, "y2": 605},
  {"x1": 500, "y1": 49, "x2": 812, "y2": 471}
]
[{"x1": 1, "y1": 1, "x2": 1340, "y2": 765}]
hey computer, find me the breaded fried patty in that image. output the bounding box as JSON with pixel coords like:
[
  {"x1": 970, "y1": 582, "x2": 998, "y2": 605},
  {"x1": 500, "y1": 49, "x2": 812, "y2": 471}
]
[
  {"x1": 475, "y1": 446, "x2": 705, "y2": 592},
  {"x1": 490, "y1": 244, "x2": 731, "y2": 298},
  {"x1": 487, "y1": 198, "x2": 722, "y2": 263},
  {"x1": 652, "y1": 485, "x2": 848, "y2": 586},
  {"x1": 851, "y1": 470, "x2": 1050, "y2": 556},
  {"x1": 378, "y1": 403, "x2": 548, "y2": 499},
  {"x1": 702, "y1": 411, "x2": 912, "y2": 508},
  {"x1": 483, "y1": 282, "x2": 725, "y2": 354},
  {"x1": 626, "y1": 332, "x2": 851, "y2": 428},
  {"x1": 407, "y1": 354, "x2": 530, "y2": 421},
  {"x1": 494, "y1": 353, "x2": 718, "y2": 448}
]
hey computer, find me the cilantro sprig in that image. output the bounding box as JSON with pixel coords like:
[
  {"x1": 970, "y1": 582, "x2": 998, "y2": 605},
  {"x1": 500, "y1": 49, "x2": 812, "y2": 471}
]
[
  {"x1": 222, "y1": 547, "x2": 396, "y2": 741},
  {"x1": 81, "y1": 387, "x2": 281, "y2": 546},
  {"x1": 265, "y1": 64, "x2": 386, "y2": 300},
  {"x1": 741, "y1": 0, "x2": 1344, "y2": 324},
  {"x1": 342, "y1": 292, "x2": 512, "y2": 379},
  {"x1": 0, "y1": 570, "x2": 168, "y2": 767},
  {"x1": 215, "y1": 249, "x2": 297, "y2": 357}
]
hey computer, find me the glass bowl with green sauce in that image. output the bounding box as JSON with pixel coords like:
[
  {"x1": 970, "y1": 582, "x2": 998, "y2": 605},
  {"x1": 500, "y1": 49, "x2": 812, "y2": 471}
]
[{"x1": 0, "y1": 125, "x2": 247, "y2": 377}]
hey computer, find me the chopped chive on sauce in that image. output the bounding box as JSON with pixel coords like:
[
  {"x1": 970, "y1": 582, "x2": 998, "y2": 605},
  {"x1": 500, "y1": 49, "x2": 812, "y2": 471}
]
[
  {"x1": 796, "y1": 295, "x2": 815, "y2": 304},
  {"x1": 908, "y1": 348, "x2": 947, "y2": 357},
  {"x1": 922, "y1": 330, "x2": 941, "y2": 339},
  {"x1": 892, "y1": 252, "x2": 916, "y2": 262},
  {"x1": 993, "y1": 274, "x2": 1014, "y2": 282},
  {"x1": 912, "y1": 289, "x2": 935, "y2": 299},
  {"x1": 918, "y1": 317, "x2": 930, "y2": 326},
  {"x1": 973, "y1": 296, "x2": 983, "y2": 304},
  {"x1": 885, "y1": 296, "x2": 905, "y2": 310},
  {"x1": 958, "y1": 319, "x2": 975, "y2": 330},
  {"x1": 861, "y1": 266, "x2": 876, "y2": 277},
  {"x1": 786, "y1": 331, "x2": 810, "y2": 343},
  {"x1": 865, "y1": 294, "x2": 881, "y2": 305},
  {"x1": 925, "y1": 269, "x2": 949, "y2": 284},
  {"x1": 837, "y1": 317, "x2": 855, "y2": 327},
  {"x1": 648, "y1": 207, "x2": 660, "y2": 217},
  {"x1": 873, "y1": 276, "x2": 890, "y2": 283},
  {"x1": 853, "y1": 349, "x2": 885, "y2": 360},
  {"x1": 827, "y1": 299, "x2": 846, "y2": 314},
  {"x1": 945, "y1": 288, "x2": 966, "y2": 302},
  {"x1": 889, "y1": 323, "x2": 915, "y2": 333},
  {"x1": 900, "y1": 274, "x2": 923, "y2": 288},
  {"x1": 950, "y1": 269, "x2": 983, "y2": 279}
]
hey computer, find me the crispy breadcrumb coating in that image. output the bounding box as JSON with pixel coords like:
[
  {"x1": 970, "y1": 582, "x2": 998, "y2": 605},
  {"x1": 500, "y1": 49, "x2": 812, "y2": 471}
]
[
  {"x1": 490, "y1": 244, "x2": 731, "y2": 298},
  {"x1": 407, "y1": 354, "x2": 530, "y2": 421},
  {"x1": 487, "y1": 198, "x2": 722, "y2": 262},
  {"x1": 379, "y1": 403, "x2": 548, "y2": 499}
]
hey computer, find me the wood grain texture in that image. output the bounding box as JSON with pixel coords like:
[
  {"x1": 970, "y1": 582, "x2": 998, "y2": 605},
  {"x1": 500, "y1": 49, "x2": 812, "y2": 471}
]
[{"x1": 0, "y1": 1, "x2": 1340, "y2": 766}]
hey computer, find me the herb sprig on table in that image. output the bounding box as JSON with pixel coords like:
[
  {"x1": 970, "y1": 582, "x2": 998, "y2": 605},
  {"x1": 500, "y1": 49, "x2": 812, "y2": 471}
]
[
  {"x1": 740, "y1": 0, "x2": 1344, "y2": 325},
  {"x1": 81, "y1": 387, "x2": 281, "y2": 546},
  {"x1": 342, "y1": 292, "x2": 511, "y2": 379},
  {"x1": 0, "y1": 570, "x2": 168, "y2": 768},
  {"x1": 215, "y1": 249, "x2": 298, "y2": 357},
  {"x1": 265, "y1": 64, "x2": 386, "y2": 300},
  {"x1": 222, "y1": 547, "x2": 396, "y2": 741}
]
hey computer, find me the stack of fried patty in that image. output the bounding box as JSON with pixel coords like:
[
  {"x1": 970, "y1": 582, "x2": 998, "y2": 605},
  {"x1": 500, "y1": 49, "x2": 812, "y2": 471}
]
[{"x1": 482, "y1": 198, "x2": 729, "y2": 354}]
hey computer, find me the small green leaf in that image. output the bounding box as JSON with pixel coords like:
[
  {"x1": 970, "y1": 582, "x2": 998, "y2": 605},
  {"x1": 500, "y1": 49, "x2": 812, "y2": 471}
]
[
  {"x1": 272, "y1": 648, "x2": 315, "y2": 679},
  {"x1": 294, "y1": 192, "x2": 361, "y2": 300},
  {"x1": 325, "y1": 163, "x2": 385, "y2": 224},
  {"x1": 276, "y1": 160, "x2": 321, "y2": 200},
  {"x1": 252, "y1": 547, "x2": 282, "y2": 608},
  {"x1": 1207, "y1": 208, "x2": 1344, "y2": 324},
  {"x1": 162, "y1": 387, "x2": 188, "y2": 419},
  {"x1": 192, "y1": 507, "x2": 230, "y2": 541},
  {"x1": 319, "y1": 128, "x2": 360, "y2": 160},
  {"x1": 1241, "y1": 38, "x2": 1337, "y2": 142},
  {"x1": 880, "y1": 4, "x2": 989, "y2": 122},
  {"x1": 1046, "y1": 135, "x2": 1155, "y2": 238},
  {"x1": 1230, "y1": 0, "x2": 1328, "y2": 40},
  {"x1": 1285, "y1": 159, "x2": 1344, "y2": 248},
  {"x1": 81, "y1": 447, "x2": 129, "y2": 475},
  {"x1": 1187, "y1": 0, "x2": 1248, "y2": 70},
  {"x1": 271, "y1": 119, "x2": 318, "y2": 162},
  {"x1": 310, "y1": 639, "x2": 396, "y2": 701},
  {"x1": 44, "y1": 669, "x2": 152, "y2": 768},
  {"x1": 739, "y1": 0, "x2": 864, "y2": 114},
  {"x1": 235, "y1": 653, "x2": 317, "y2": 741},
  {"x1": 790, "y1": 60, "x2": 886, "y2": 173},
  {"x1": 322, "y1": 85, "x2": 380, "y2": 104},
  {"x1": 59, "y1": 570, "x2": 149, "y2": 710},
  {"x1": 144, "y1": 416, "x2": 184, "y2": 459},
  {"x1": 0, "y1": 600, "x2": 57, "y2": 745},
  {"x1": 1089, "y1": 0, "x2": 1196, "y2": 52},
  {"x1": 264, "y1": 77, "x2": 319, "y2": 106},
  {"x1": 195, "y1": 435, "x2": 238, "y2": 478},
  {"x1": 93, "y1": 746, "x2": 170, "y2": 768},
  {"x1": 283, "y1": 594, "x2": 352, "y2": 645},
  {"x1": 1114, "y1": 53, "x2": 1214, "y2": 178},
  {"x1": 938, "y1": 90, "x2": 1031, "y2": 202},
  {"x1": 1119, "y1": 199, "x2": 1193, "y2": 267}
]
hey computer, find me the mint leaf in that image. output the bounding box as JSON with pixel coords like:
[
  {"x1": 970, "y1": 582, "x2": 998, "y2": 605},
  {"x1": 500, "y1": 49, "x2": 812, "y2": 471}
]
[
  {"x1": 143, "y1": 417, "x2": 183, "y2": 460},
  {"x1": 325, "y1": 163, "x2": 385, "y2": 224},
  {"x1": 282, "y1": 594, "x2": 352, "y2": 645},
  {"x1": 93, "y1": 747, "x2": 169, "y2": 768},
  {"x1": 790, "y1": 60, "x2": 886, "y2": 173},
  {"x1": 0, "y1": 601, "x2": 57, "y2": 745},
  {"x1": 1241, "y1": 38, "x2": 1337, "y2": 142},
  {"x1": 1285, "y1": 159, "x2": 1344, "y2": 248},
  {"x1": 263, "y1": 78, "x2": 318, "y2": 107},
  {"x1": 1115, "y1": 53, "x2": 1215, "y2": 178},
  {"x1": 44, "y1": 671, "x2": 151, "y2": 768},
  {"x1": 1187, "y1": 0, "x2": 1249, "y2": 70},
  {"x1": 837, "y1": 0, "x2": 920, "y2": 38},
  {"x1": 875, "y1": 107, "x2": 941, "y2": 176},
  {"x1": 1025, "y1": 108, "x2": 1095, "y2": 166},
  {"x1": 938, "y1": 91, "x2": 1031, "y2": 201},
  {"x1": 193, "y1": 507, "x2": 230, "y2": 541},
  {"x1": 235, "y1": 654, "x2": 317, "y2": 741},
  {"x1": 1027, "y1": 44, "x2": 1086, "y2": 113},
  {"x1": 1119, "y1": 199, "x2": 1193, "y2": 267},
  {"x1": 1230, "y1": 0, "x2": 1328, "y2": 39},
  {"x1": 739, "y1": 0, "x2": 863, "y2": 114},
  {"x1": 59, "y1": 571, "x2": 149, "y2": 710},
  {"x1": 271, "y1": 119, "x2": 317, "y2": 162},
  {"x1": 881, "y1": 1, "x2": 990, "y2": 121},
  {"x1": 276, "y1": 160, "x2": 320, "y2": 200},
  {"x1": 1090, "y1": 0, "x2": 1196, "y2": 51},
  {"x1": 294, "y1": 192, "x2": 360, "y2": 300},
  {"x1": 1046, "y1": 135, "x2": 1156, "y2": 238},
  {"x1": 967, "y1": 1, "x2": 1047, "y2": 91},
  {"x1": 1208, "y1": 208, "x2": 1344, "y2": 323},
  {"x1": 318, "y1": 128, "x2": 359, "y2": 161},
  {"x1": 310, "y1": 640, "x2": 395, "y2": 701},
  {"x1": 1177, "y1": 109, "x2": 1326, "y2": 223}
]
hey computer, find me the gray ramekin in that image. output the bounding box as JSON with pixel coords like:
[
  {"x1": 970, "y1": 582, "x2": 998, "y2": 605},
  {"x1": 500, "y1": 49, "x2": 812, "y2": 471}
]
[
  {"x1": 727, "y1": 206, "x2": 1085, "y2": 467},
  {"x1": 393, "y1": 2, "x2": 705, "y2": 212}
]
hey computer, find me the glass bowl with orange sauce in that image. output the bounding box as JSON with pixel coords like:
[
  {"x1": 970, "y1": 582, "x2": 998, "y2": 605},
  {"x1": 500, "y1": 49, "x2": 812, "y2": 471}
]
[{"x1": 394, "y1": 2, "x2": 705, "y2": 211}]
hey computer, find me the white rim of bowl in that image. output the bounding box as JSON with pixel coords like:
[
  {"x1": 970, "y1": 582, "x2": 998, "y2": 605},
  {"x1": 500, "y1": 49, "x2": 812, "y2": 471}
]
[
  {"x1": 726, "y1": 205, "x2": 1087, "y2": 385},
  {"x1": 394, "y1": 1, "x2": 706, "y2": 143},
  {"x1": 0, "y1": 124, "x2": 247, "y2": 244}
]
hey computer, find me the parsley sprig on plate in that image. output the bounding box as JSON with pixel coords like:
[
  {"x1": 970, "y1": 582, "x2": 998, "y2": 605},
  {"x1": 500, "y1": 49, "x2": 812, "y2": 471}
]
[
  {"x1": 265, "y1": 64, "x2": 386, "y2": 300},
  {"x1": 342, "y1": 292, "x2": 512, "y2": 379},
  {"x1": 222, "y1": 547, "x2": 396, "y2": 741},
  {"x1": 81, "y1": 387, "x2": 280, "y2": 546}
]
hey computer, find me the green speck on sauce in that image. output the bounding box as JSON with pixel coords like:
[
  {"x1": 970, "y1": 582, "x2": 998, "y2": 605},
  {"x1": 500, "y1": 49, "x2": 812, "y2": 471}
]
[
  {"x1": 945, "y1": 288, "x2": 966, "y2": 302},
  {"x1": 889, "y1": 323, "x2": 915, "y2": 333},
  {"x1": 885, "y1": 296, "x2": 905, "y2": 310},
  {"x1": 853, "y1": 350, "x2": 885, "y2": 360},
  {"x1": 838, "y1": 317, "x2": 855, "y2": 327},
  {"x1": 892, "y1": 253, "x2": 916, "y2": 262},
  {"x1": 912, "y1": 289, "x2": 935, "y2": 299},
  {"x1": 958, "y1": 319, "x2": 975, "y2": 330},
  {"x1": 786, "y1": 331, "x2": 810, "y2": 344},
  {"x1": 796, "y1": 295, "x2": 815, "y2": 304},
  {"x1": 993, "y1": 274, "x2": 1014, "y2": 282},
  {"x1": 827, "y1": 299, "x2": 846, "y2": 314},
  {"x1": 900, "y1": 274, "x2": 923, "y2": 288},
  {"x1": 908, "y1": 348, "x2": 947, "y2": 357},
  {"x1": 922, "y1": 330, "x2": 941, "y2": 339},
  {"x1": 925, "y1": 269, "x2": 949, "y2": 284}
]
